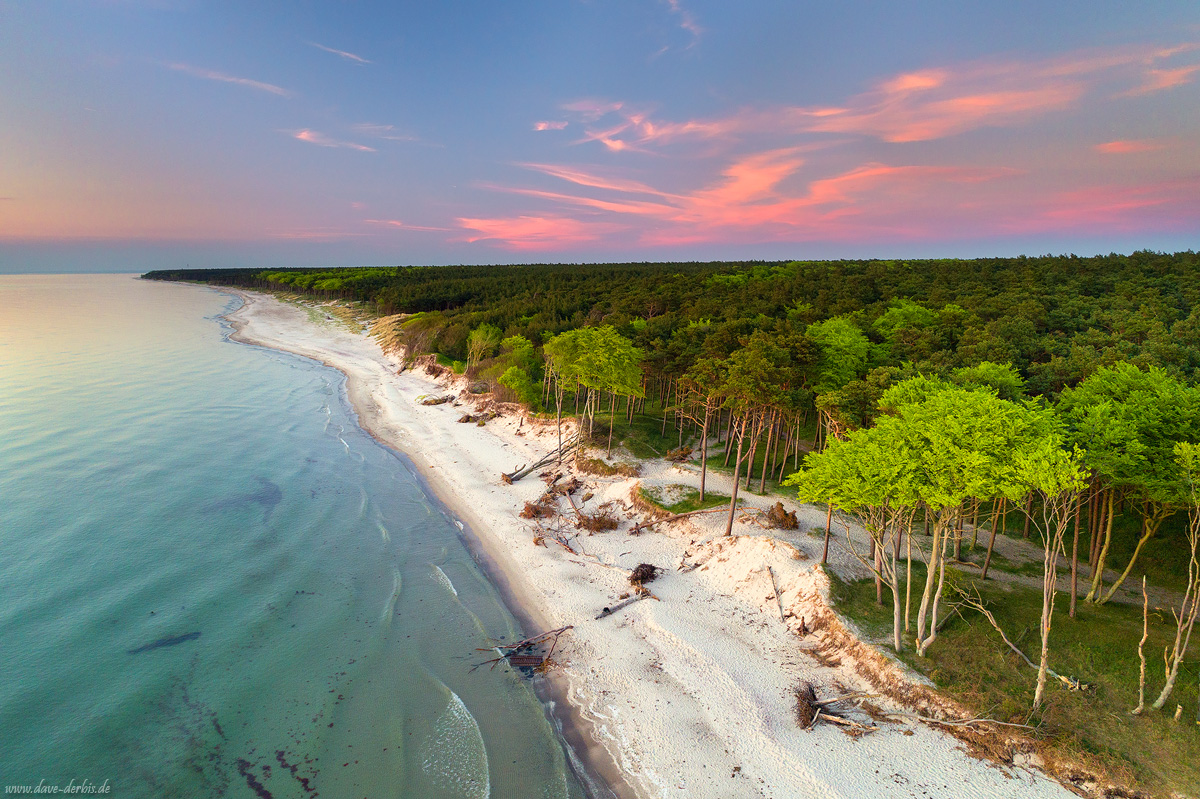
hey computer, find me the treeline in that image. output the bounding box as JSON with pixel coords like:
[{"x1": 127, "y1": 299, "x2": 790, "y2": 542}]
[
  {"x1": 146, "y1": 251, "x2": 1200, "y2": 397},
  {"x1": 147, "y1": 254, "x2": 1200, "y2": 780}
]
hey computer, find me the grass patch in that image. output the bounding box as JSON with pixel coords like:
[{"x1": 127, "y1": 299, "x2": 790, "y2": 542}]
[
  {"x1": 829, "y1": 567, "x2": 1200, "y2": 796},
  {"x1": 435, "y1": 352, "x2": 466, "y2": 374},
  {"x1": 576, "y1": 456, "x2": 640, "y2": 478},
  {"x1": 637, "y1": 484, "x2": 729, "y2": 514}
]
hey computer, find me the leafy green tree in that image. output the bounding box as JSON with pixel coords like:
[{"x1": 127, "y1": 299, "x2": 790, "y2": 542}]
[
  {"x1": 466, "y1": 323, "x2": 503, "y2": 372},
  {"x1": 678, "y1": 357, "x2": 728, "y2": 501},
  {"x1": 884, "y1": 382, "x2": 1055, "y2": 656},
  {"x1": 787, "y1": 420, "x2": 919, "y2": 652},
  {"x1": 807, "y1": 316, "x2": 870, "y2": 395},
  {"x1": 1151, "y1": 442, "x2": 1200, "y2": 710},
  {"x1": 1058, "y1": 362, "x2": 1200, "y2": 603},
  {"x1": 1012, "y1": 436, "x2": 1087, "y2": 709},
  {"x1": 545, "y1": 326, "x2": 644, "y2": 458},
  {"x1": 718, "y1": 339, "x2": 784, "y2": 535},
  {"x1": 952, "y1": 361, "x2": 1027, "y2": 401}
]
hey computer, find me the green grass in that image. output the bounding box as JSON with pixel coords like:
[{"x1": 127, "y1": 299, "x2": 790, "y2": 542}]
[
  {"x1": 637, "y1": 484, "x2": 730, "y2": 514},
  {"x1": 828, "y1": 566, "x2": 1200, "y2": 796},
  {"x1": 435, "y1": 352, "x2": 466, "y2": 374}
]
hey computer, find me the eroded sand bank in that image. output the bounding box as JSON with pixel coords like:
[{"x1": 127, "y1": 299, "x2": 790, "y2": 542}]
[{"x1": 223, "y1": 288, "x2": 1078, "y2": 799}]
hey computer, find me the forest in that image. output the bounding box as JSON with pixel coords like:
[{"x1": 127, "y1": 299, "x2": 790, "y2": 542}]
[{"x1": 146, "y1": 251, "x2": 1200, "y2": 793}]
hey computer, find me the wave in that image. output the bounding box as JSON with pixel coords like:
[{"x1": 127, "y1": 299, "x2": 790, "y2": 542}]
[
  {"x1": 430, "y1": 564, "x2": 458, "y2": 598},
  {"x1": 420, "y1": 691, "x2": 490, "y2": 799},
  {"x1": 380, "y1": 567, "x2": 402, "y2": 625}
]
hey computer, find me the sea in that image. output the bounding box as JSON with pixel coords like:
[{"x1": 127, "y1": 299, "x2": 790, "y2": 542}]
[{"x1": 0, "y1": 274, "x2": 586, "y2": 798}]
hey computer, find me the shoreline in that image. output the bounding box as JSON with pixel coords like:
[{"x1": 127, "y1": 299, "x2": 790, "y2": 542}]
[
  {"x1": 215, "y1": 286, "x2": 1081, "y2": 799},
  {"x1": 218, "y1": 288, "x2": 631, "y2": 799}
]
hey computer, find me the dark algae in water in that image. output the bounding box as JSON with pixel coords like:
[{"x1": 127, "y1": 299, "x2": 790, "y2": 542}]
[{"x1": 127, "y1": 631, "x2": 202, "y2": 654}]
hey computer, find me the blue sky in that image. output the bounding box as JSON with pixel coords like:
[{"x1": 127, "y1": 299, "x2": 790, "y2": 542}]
[{"x1": 1, "y1": 0, "x2": 1198, "y2": 272}]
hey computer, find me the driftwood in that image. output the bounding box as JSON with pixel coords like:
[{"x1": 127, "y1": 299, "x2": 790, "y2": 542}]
[
  {"x1": 795, "y1": 681, "x2": 877, "y2": 733},
  {"x1": 767, "y1": 565, "x2": 785, "y2": 624},
  {"x1": 503, "y1": 437, "x2": 580, "y2": 483},
  {"x1": 595, "y1": 591, "x2": 659, "y2": 619},
  {"x1": 473, "y1": 626, "x2": 574, "y2": 672},
  {"x1": 630, "y1": 506, "x2": 729, "y2": 534}
]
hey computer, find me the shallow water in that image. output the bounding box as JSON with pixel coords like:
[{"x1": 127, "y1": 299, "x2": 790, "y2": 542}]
[{"x1": 0, "y1": 274, "x2": 581, "y2": 798}]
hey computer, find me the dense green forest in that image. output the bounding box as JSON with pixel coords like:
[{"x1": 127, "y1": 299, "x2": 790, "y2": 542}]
[{"x1": 146, "y1": 253, "x2": 1200, "y2": 792}]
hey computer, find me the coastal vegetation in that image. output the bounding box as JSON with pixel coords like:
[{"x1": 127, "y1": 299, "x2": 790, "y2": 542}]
[{"x1": 146, "y1": 251, "x2": 1200, "y2": 793}]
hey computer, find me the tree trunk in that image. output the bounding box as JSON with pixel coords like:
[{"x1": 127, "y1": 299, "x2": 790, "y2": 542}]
[
  {"x1": 661, "y1": 381, "x2": 672, "y2": 436},
  {"x1": 917, "y1": 519, "x2": 950, "y2": 657},
  {"x1": 1133, "y1": 577, "x2": 1149, "y2": 715},
  {"x1": 953, "y1": 509, "x2": 964, "y2": 561},
  {"x1": 915, "y1": 511, "x2": 946, "y2": 648},
  {"x1": 724, "y1": 419, "x2": 746, "y2": 537},
  {"x1": 723, "y1": 411, "x2": 735, "y2": 466},
  {"x1": 1086, "y1": 491, "x2": 1116, "y2": 602},
  {"x1": 606, "y1": 391, "x2": 617, "y2": 458},
  {"x1": 744, "y1": 414, "x2": 760, "y2": 491},
  {"x1": 981, "y1": 507, "x2": 1001, "y2": 581},
  {"x1": 891, "y1": 538, "x2": 903, "y2": 652},
  {"x1": 699, "y1": 404, "x2": 710, "y2": 502},
  {"x1": 1070, "y1": 493, "x2": 1081, "y2": 618},
  {"x1": 759, "y1": 409, "x2": 776, "y2": 493},
  {"x1": 1152, "y1": 525, "x2": 1200, "y2": 705},
  {"x1": 822, "y1": 506, "x2": 832, "y2": 565},
  {"x1": 1100, "y1": 508, "x2": 1169, "y2": 605},
  {"x1": 872, "y1": 538, "x2": 883, "y2": 605},
  {"x1": 905, "y1": 522, "x2": 913, "y2": 632}
]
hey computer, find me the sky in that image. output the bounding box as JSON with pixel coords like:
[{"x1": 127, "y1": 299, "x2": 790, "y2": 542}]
[{"x1": 1, "y1": 0, "x2": 1198, "y2": 272}]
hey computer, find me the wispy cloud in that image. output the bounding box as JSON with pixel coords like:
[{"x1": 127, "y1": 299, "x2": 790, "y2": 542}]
[
  {"x1": 663, "y1": 0, "x2": 702, "y2": 47},
  {"x1": 488, "y1": 151, "x2": 1014, "y2": 247},
  {"x1": 310, "y1": 42, "x2": 372, "y2": 64},
  {"x1": 534, "y1": 121, "x2": 569, "y2": 131},
  {"x1": 1118, "y1": 64, "x2": 1200, "y2": 96},
  {"x1": 352, "y1": 123, "x2": 416, "y2": 142},
  {"x1": 364, "y1": 219, "x2": 452, "y2": 232},
  {"x1": 1094, "y1": 139, "x2": 1166, "y2": 154},
  {"x1": 1032, "y1": 178, "x2": 1200, "y2": 232},
  {"x1": 456, "y1": 215, "x2": 622, "y2": 250},
  {"x1": 290, "y1": 129, "x2": 376, "y2": 152},
  {"x1": 166, "y1": 63, "x2": 292, "y2": 96},
  {"x1": 554, "y1": 42, "x2": 1199, "y2": 149}
]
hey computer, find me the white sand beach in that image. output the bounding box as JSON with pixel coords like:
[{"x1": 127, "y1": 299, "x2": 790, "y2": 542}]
[{"x1": 223, "y1": 288, "x2": 1082, "y2": 799}]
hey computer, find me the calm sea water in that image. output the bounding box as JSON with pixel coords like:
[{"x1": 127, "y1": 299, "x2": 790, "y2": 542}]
[{"x1": 0, "y1": 274, "x2": 582, "y2": 798}]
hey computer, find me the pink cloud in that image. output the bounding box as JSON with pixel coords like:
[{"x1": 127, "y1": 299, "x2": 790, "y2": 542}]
[
  {"x1": 456, "y1": 215, "x2": 622, "y2": 250},
  {"x1": 167, "y1": 63, "x2": 291, "y2": 97},
  {"x1": 291, "y1": 129, "x2": 376, "y2": 152},
  {"x1": 1119, "y1": 64, "x2": 1200, "y2": 96},
  {"x1": 534, "y1": 121, "x2": 569, "y2": 131},
  {"x1": 555, "y1": 42, "x2": 1199, "y2": 149},
  {"x1": 1094, "y1": 139, "x2": 1165, "y2": 154},
  {"x1": 1013, "y1": 179, "x2": 1200, "y2": 234},
  {"x1": 488, "y1": 152, "x2": 1016, "y2": 248}
]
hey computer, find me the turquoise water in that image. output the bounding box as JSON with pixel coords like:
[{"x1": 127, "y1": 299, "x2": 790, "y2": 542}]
[{"x1": 0, "y1": 274, "x2": 582, "y2": 798}]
